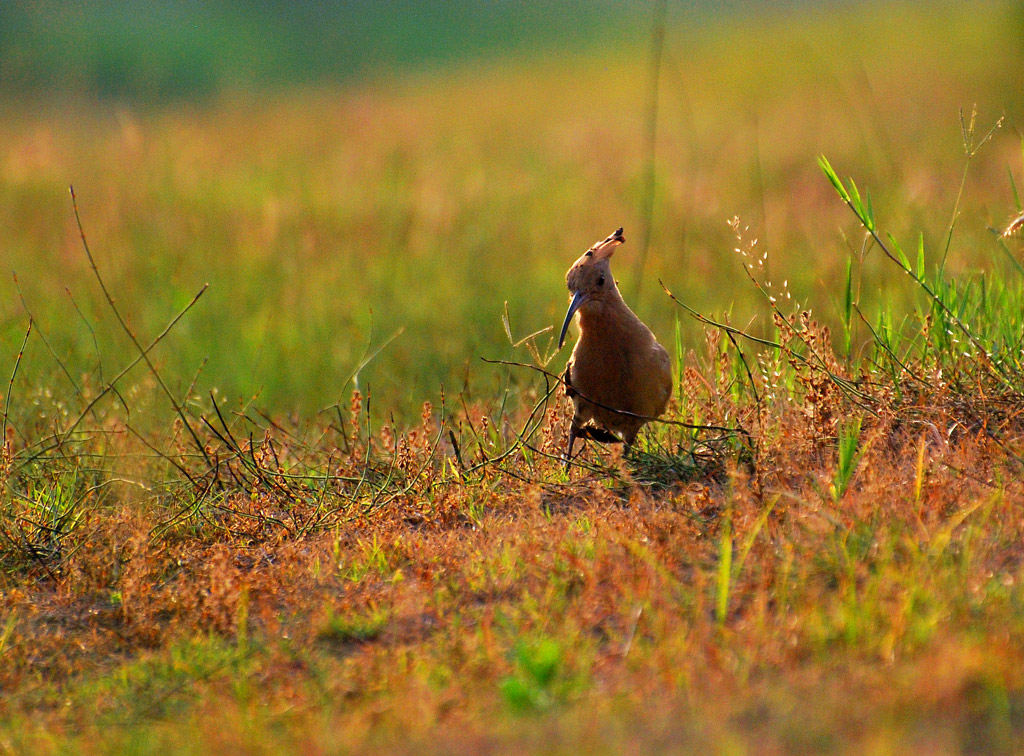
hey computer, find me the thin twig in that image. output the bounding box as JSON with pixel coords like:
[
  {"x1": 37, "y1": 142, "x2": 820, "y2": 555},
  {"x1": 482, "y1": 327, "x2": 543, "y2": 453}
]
[
  {"x1": 481, "y1": 357, "x2": 742, "y2": 436},
  {"x1": 660, "y1": 279, "x2": 876, "y2": 413},
  {"x1": 33, "y1": 281, "x2": 209, "y2": 461},
  {"x1": 3, "y1": 318, "x2": 32, "y2": 444},
  {"x1": 69, "y1": 186, "x2": 212, "y2": 468},
  {"x1": 13, "y1": 276, "x2": 80, "y2": 395},
  {"x1": 65, "y1": 286, "x2": 104, "y2": 384}
]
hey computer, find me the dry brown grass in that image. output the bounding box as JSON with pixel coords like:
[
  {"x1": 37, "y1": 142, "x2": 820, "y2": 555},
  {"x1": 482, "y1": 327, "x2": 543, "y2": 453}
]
[{"x1": 2, "y1": 345, "x2": 1024, "y2": 755}]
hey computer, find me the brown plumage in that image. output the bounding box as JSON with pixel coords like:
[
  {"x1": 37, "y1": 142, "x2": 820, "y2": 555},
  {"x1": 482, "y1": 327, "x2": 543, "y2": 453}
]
[{"x1": 558, "y1": 228, "x2": 672, "y2": 468}]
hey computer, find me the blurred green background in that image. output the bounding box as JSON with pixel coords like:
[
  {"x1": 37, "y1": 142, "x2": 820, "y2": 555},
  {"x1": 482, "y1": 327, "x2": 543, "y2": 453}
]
[
  {"x1": 0, "y1": 1, "x2": 1022, "y2": 423},
  {"x1": 0, "y1": 1, "x2": 655, "y2": 101}
]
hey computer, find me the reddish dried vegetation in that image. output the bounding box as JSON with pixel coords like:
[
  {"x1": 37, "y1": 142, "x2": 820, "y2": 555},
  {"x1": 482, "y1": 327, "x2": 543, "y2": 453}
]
[{"x1": 3, "y1": 303, "x2": 1024, "y2": 755}]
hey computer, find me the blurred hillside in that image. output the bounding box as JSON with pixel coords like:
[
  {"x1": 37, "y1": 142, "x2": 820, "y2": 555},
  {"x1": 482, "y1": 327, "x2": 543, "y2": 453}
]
[
  {"x1": 0, "y1": 0, "x2": 664, "y2": 101},
  {"x1": 2, "y1": 1, "x2": 912, "y2": 102}
]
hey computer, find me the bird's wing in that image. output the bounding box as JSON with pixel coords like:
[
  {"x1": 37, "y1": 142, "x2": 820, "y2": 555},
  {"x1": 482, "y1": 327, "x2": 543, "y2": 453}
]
[
  {"x1": 578, "y1": 426, "x2": 622, "y2": 444},
  {"x1": 563, "y1": 361, "x2": 578, "y2": 398},
  {"x1": 651, "y1": 342, "x2": 673, "y2": 414}
]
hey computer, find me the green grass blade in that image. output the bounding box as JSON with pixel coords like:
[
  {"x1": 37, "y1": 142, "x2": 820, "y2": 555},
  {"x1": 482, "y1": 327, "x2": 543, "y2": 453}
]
[
  {"x1": 716, "y1": 501, "x2": 733, "y2": 627},
  {"x1": 842, "y1": 257, "x2": 853, "y2": 357},
  {"x1": 818, "y1": 155, "x2": 850, "y2": 202},
  {"x1": 887, "y1": 233, "x2": 911, "y2": 272}
]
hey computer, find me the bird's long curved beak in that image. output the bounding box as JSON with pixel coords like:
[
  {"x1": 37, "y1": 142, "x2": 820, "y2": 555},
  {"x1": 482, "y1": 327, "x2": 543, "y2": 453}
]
[{"x1": 558, "y1": 291, "x2": 588, "y2": 349}]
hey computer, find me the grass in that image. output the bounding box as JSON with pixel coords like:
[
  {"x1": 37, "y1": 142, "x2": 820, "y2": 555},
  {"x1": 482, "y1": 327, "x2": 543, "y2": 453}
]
[
  {"x1": 1, "y1": 2, "x2": 1020, "y2": 420},
  {"x1": 3, "y1": 1, "x2": 1024, "y2": 754}
]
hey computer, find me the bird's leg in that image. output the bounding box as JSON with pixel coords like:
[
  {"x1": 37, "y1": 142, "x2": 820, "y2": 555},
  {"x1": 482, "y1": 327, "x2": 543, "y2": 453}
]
[
  {"x1": 563, "y1": 423, "x2": 580, "y2": 471},
  {"x1": 621, "y1": 429, "x2": 638, "y2": 460}
]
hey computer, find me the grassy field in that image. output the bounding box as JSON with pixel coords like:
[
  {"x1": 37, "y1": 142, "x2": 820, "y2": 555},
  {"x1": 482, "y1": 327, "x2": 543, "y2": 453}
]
[{"x1": 3, "y1": 1, "x2": 1024, "y2": 754}]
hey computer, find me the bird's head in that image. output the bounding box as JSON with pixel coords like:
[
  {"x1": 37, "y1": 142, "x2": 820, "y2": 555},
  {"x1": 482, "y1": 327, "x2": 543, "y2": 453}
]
[{"x1": 558, "y1": 227, "x2": 625, "y2": 348}]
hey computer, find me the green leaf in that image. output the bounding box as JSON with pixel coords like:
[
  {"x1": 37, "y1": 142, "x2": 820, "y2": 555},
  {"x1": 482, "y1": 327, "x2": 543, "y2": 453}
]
[
  {"x1": 916, "y1": 232, "x2": 926, "y2": 279},
  {"x1": 842, "y1": 257, "x2": 853, "y2": 356},
  {"x1": 843, "y1": 257, "x2": 853, "y2": 325},
  {"x1": 833, "y1": 416, "x2": 864, "y2": 500},
  {"x1": 848, "y1": 177, "x2": 863, "y2": 213},
  {"x1": 499, "y1": 677, "x2": 536, "y2": 713},
  {"x1": 516, "y1": 639, "x2": 561, "y2": 688},
  {"x1": 888, "y1": 233, "x2": 911, "y2": 271},
  {"x1": 818, "y1": 155, "x2": 849, "y2": 202},
  {"x1": 846, "y1": 178, "x2": 875, "y2": 232}
]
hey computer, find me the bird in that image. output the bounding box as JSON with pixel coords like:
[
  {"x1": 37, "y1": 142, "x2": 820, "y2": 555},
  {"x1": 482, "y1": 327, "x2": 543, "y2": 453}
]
[{"x1": 558, "y1": 227, "x2": 672, "y2": 468}]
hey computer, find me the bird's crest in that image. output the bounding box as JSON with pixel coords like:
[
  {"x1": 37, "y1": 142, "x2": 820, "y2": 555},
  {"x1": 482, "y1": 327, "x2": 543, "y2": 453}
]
[
  {"x1": 586, "y1": 227, "x2": 625, "y2": 260},
  {"x1": 560, "y1": 227, "x2": 627, "y2": 349}
]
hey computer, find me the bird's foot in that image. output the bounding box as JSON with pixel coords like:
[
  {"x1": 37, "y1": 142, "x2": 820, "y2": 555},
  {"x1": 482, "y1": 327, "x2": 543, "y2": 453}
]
[{"x1": 577, "y1": 426, "x2": 623, "y2": 444}]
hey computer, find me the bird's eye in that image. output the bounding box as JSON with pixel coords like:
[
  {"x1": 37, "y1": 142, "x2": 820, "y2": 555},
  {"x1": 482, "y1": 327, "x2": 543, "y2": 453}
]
[
  {"x1": 584, "y1": 250, "x2": 593, "y2": 257},
  {"x1": 598, "y1": 275, "x2": 605, "y2": 286}
]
